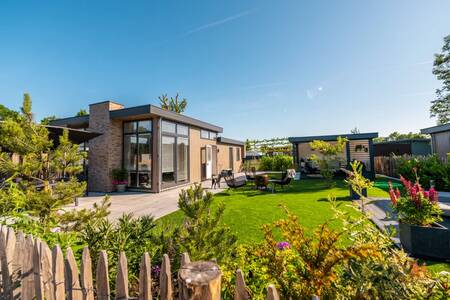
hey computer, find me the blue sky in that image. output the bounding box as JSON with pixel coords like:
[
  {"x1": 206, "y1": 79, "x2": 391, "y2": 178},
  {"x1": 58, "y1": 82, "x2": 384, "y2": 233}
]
[{"x1": 0, "y1": 0, "x2": 449, "y2": 140}]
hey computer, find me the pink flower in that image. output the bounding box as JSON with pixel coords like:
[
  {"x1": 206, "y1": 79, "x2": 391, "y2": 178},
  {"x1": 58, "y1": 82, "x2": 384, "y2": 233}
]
[
  {"x1": 428, "y1": 187, "x2": 438, "y2": 203},
  {"x1": 395, "y1": 188, "x2": 401, "y2": 199},
  {"x1": 389, "y1": 189, "x2": 398, "y2": 206},
  {"x1": 276, "y1": 241, "x2": 291, "y2": 250}
]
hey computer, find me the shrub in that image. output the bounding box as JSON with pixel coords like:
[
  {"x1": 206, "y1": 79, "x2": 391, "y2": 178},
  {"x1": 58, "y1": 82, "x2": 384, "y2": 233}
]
[
  {"x1": 309, "y1": 137, "x2": 348, "y2": 187},
  {"x1": 396, "y1": 155, "x2": 449, "y2": 190},
  {"x1": 389, "y1": 176, "x2": 442, "y2": 226},
  {"x1": 258, "y1": 155, "x2": 293, "y2": 171}
]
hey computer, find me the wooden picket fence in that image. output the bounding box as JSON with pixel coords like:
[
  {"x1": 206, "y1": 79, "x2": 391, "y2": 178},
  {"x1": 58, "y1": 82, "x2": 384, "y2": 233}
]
[{"x1": 0, "y1": 225, "x2": 319, "y2": 300}]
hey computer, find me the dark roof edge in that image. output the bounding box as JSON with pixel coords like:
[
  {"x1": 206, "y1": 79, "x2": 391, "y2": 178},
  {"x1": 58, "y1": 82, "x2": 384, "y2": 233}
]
[
  {"x1": 50, "y1": 103, "x2": 223, "y2": 133},
  {"x1": 149, "y1": 105, "x2": 223, "y2": 133},
  {"x1": 217, "y1": 137, "x2": 245, "y2": 146},
  {"x1": 49, "y1": 115, "x2": 89, "y2": 127},
  {"x1": 288, "y1": 132, "x2": 379, "y2": 143},
  {"x1": 421, "y1": 123, "x2": 450, "y2": 134}
]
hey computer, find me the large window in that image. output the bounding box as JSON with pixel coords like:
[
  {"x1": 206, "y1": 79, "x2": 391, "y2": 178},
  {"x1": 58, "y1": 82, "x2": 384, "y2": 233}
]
[
  {"x1": 161, "y1": 120, "x2": 189, "y2": 188},
  {"x1": 200, "y1": 129, "x2": 217, "y2": 140},
  {"x1": 123, "y1": 120, "x2": 152, "y2": 189}
]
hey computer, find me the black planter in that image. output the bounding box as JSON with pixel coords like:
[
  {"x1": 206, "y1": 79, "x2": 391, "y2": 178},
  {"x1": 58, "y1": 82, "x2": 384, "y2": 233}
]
[
  {"x1": 399, "y1": 222, "x2": 450, "y2": 260},
  {"x1": 349, "y1": 187, "x2": 367, "y2": 200}
]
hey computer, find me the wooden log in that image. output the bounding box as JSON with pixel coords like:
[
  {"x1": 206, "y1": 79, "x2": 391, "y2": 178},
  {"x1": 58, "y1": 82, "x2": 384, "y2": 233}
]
[
  {"x1": 12, "y1": 230, "x2": 25, "y2": 299},
  {"x1": 22, "y1": 235, "x2": 35, "y2": 300},
  {"x1": 234, "y1": 269, "x2": 250, "y2": 300},
  {"x1": 33, "y1": 238, "x2": 44, "y2": 300},
  {"x1": 40, "y1": 240, "x2": 55, "y2": 300},
  {"x1": 138, "y1": 252, "x2": 151, "y2": 300},
  {"x1": 115, "y1": 251, "x2": 129, "y2": 300},
  {"x1": 65, "y1": 247, "x2": 83, "y2": 300},
  {"x1": 0, "y1": 226, "x2": 16, "y2": 299},
  {"x1": 178, "y1": 261, "x2": 221, "y2": 300},
  {"x1": 266, "y1": 284, "x2": 280, "y2": 300},
  {"x1": 52, "y1": 245, "x2": 65, "y2": 300},
  {"x1": 180, "y1": 252, "x2": 191, "y2": 267},
  {"x1": 96, "y1": 250, "x2": 110, "y2": 300},
  {"x1": 159, "y1": 254, "x2": 173, "y2": 300},
  {"x1": 80, "y1": 247, "x2": 94, "y2": 300}
]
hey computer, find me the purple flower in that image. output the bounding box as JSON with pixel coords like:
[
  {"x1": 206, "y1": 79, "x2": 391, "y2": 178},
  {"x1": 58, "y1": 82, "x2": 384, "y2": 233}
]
[
  {"x1": 152, "y1": 265, "x2": 161, "y2": 277},
  {"x1": 276, "y1": 241, "x2": 291, "y2": 250}
]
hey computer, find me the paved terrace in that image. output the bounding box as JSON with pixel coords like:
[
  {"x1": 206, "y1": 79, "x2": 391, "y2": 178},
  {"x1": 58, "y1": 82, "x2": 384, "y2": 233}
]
[
  {"x1": 66, "y1": 180, "x2": 226, "y2": 220},
  {"x1": 358, "y1": 196, "x2": 450, "y2": 247}
]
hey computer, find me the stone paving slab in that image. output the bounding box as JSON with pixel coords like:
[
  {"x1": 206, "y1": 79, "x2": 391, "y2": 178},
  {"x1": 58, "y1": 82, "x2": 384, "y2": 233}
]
[
  {"x1": 65, "y1": 180, "x2": 226, "y2": 221},
  {"x1": 353, "y1": 198, "x2": 400, "y2": 246}
]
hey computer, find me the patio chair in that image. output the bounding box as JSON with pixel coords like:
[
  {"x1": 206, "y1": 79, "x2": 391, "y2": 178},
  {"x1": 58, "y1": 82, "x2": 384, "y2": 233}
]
[
  {"x1": 270, "y1": 169, "x2": 296, "y2": 192},
  {"x1": 224, "y1": 172, "x2": 247, "y2": 188}
]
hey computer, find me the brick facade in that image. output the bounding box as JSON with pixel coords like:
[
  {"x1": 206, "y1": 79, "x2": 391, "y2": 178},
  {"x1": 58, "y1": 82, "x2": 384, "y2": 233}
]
[{"x1": 88, "y1": 101, "x2": 124, "y2": 192}]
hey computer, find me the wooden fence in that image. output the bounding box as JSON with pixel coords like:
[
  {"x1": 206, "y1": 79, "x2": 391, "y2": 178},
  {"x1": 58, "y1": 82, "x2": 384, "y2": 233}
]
[
  {"x1": 0, "y1": 225, "x2": 319, "y2": 300},
  {"x1": 374, "y1": 155, "x2": 411, "y2": 177}
]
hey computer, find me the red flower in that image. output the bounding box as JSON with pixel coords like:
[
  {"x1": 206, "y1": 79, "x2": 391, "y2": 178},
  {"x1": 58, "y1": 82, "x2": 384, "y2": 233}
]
[{"x1": 428, "y1": 187, "x2": 438, "y2": 203}]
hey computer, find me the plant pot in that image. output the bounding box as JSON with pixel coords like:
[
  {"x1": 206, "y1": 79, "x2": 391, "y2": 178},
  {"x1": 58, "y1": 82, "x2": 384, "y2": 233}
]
[
  {"x1": 115, "y1": 184, "x2": 127, "y2": 193},
  {"x1": 399, "y1": 222, "x2": 450, "y2": 260},
  {"x1": 349, "y1": 187, "x2": 367, "y2": 200}
]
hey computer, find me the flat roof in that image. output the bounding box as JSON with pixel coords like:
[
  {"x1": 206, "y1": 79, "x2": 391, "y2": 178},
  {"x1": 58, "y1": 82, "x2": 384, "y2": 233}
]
[
  {"x1": 50, "y1": 103, "x2": 223, "y2": 133},
  {"x1": 421, "y1": 123, "x2": 450, "y2": 134},
  {"x1": 288, "y1": 132, "x2": 378, "y2": 143},
  {"x1": 217, "y1": 137, "x2": 245, "y2": 146}
]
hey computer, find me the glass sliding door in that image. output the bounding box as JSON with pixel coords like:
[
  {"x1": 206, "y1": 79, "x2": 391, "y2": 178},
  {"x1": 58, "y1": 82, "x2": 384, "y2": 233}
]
[
  {"x1": 161, "y1": 136, "x2": 175, "y2": 186},
  {"x1": 123, "y1": 120, "x2": 152, "y2": 190},
  {"x1": 177, "y1": 137, "x2": 189, "y2": 182},
  {"x1": 161, "y1": 120, "x2": 189, "y2": 188}
]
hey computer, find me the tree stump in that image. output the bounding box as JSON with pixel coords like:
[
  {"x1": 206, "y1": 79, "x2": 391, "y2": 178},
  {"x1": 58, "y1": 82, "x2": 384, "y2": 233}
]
[{"x1": 178, "y1": 261, "x2": 221, "y2": 300}]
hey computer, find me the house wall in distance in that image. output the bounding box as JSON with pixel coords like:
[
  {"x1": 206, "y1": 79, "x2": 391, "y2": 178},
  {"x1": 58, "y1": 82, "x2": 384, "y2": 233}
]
[
  {"x1": 217, "y1": 144, "x2": 244, "y2": 172},
  {"x1": 431, "y1": 131, "x2": 450, "y2": 162}
]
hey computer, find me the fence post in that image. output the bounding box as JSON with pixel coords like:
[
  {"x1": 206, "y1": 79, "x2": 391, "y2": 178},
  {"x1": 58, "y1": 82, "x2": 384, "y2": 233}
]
[
  {"x1": 52, "y1": 245, "x2": 65, "y2": 299},
  {"x1": 96, "y1": 250, "x2": 110, "y2": 300},
  {"x1": 0, "y1": 226, "x2": 16, "y2": 299},
  {"x1": 159, "y1": 254, "x2": 173, "y2": 300},
  {"x1": 33, "y1": 238, "x2": 44, "y2": 300},
  {"x1": 266, "y1": 284, "x2": 279, "y2": 300},
  {"x1": 178, "y1": 261, "x2": 221, "y2": 300},
  {"x1": 13, "y1": 230, "x2": 25, "y2": 299},
  {"x1": 40, "y1": 240, "x2": 55, "y2": 299},
  {"x1": 65, "y1": 247, "x2": 82, "y2": 300},
  {"x1": 22, "y1": 235, "x2": 35, "y2": 300},
  {"x1": 139, "y1": 252, "x2": 151, "y2": 300},
  {"x1": 180, "y1": 252, "x2": 191, "y2": 267},
  {"x1": 81, "y1": 247, "x2": 94, "y2": 300},
  {"x1": 234, "y1": 269, "x2": 250, "y2": 300},
  {"x1": 115, "y1": 251, "x2": 129, "y2": 300}
]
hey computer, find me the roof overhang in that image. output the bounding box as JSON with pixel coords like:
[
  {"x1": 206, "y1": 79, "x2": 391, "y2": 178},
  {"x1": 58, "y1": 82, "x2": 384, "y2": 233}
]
[
  {"x1": 46, "y1": 125, "x2": 102, "y2": 145},
  {"x1": 217, "y1": 137, "x2": 245, "y2": 146},
  {"x1": 50, "y1": 104, "x2": 223, "y2": 133},
  {"x1": 374, "y1": 138, "x2": 430, "y2": 145},
  {"x1": 421, "y1": 123, "x2": 450, "y2": 134},
  {"x1": 288, "y1": 132, "x2": 379, "y2": 143}
]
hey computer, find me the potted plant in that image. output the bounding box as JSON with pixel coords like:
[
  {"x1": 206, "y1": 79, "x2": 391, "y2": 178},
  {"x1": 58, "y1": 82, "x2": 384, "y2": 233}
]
[
  {"x1": 112, "y1": 169, "x2": 128, "y2": 192},
  {"x1": 389, "y1": 175, "x2": 449, "y2": 260}
]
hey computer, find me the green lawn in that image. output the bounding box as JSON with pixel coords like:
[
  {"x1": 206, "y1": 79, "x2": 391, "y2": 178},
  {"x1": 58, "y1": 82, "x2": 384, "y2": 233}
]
[{"x1": 158, "y1": 178, "x2": 450, "y2": 273}]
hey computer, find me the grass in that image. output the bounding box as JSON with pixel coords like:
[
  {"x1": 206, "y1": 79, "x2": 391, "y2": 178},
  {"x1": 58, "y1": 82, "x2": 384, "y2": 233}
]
[{"x1": 158, "y1": 177, "x2": 450, "y2": 273}]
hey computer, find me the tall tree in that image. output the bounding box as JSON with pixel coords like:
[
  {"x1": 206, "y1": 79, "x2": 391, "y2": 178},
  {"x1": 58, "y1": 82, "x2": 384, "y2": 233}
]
[
  {"x1": 40, "y1": 115, "x2": 57, "y2": 125},
  {"x1": 159, "y1": 93, "x2": 187, "y2": 113},
  {"x1": 76, "y1": 109, "x2": 88, "y2": 116},
  {"x1": 430, "y1": 35, "x2": 450, "y2": 124}
]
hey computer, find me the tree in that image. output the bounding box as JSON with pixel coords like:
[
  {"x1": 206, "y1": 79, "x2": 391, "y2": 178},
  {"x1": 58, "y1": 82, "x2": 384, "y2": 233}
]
[
  {"x1": 40, "y1": 115, "x2": 57, "y2": 125},
  {"x1": 0, "y1": 94, "x2": 109, "y2": 248},
  {"x1": 159, "y1": 93, "x2": 187, "y2": 113},
  {"x1": 373, "y1": 131, "x2": 428, "y2": 143},
  {"x1": 76, "y1": 109, "x2": 88, "y2": 116},
  {"x1": 309, "y1": 137, "x2": 348, "y2": 187},
  {"x1": 430, "y1": 35, "x2": 450, "y2": 124},
  {"x1": 350, "y1": 127, "x2": 360, "y2": 134},
  {"x1": 0, "y1": 104, "x2": 19, "y2": 121}
]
